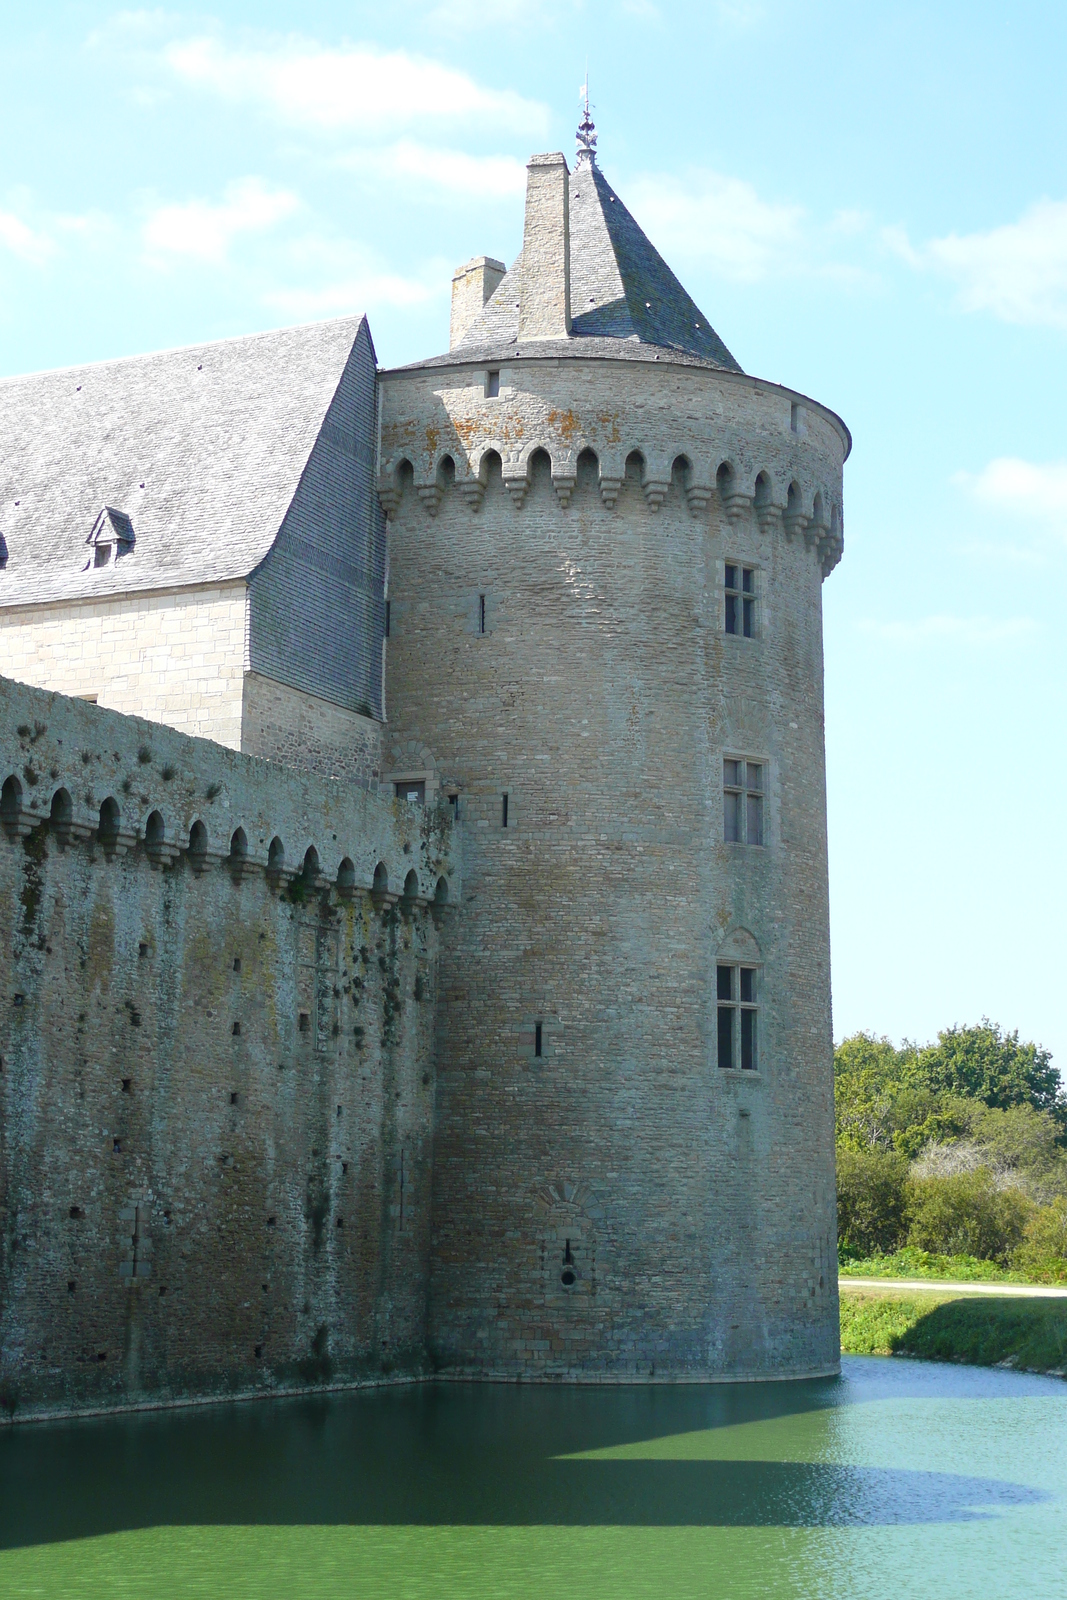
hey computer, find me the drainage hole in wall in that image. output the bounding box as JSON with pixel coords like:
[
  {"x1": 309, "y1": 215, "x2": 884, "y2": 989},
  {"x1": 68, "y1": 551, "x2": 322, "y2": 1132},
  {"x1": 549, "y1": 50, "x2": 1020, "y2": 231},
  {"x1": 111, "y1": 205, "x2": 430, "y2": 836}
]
[
  {"x1": 158, "y1": 1286, "x2": 167, "y2": 1296},
  {"x1": 138, "y1": 942, "x2": 148, "y2": 960},
  {"x1": 112, "y1": 1139, "x2": 121, "y2": 1154},
  {"x1": 341, "y1": 1161, "x2": 348, "y2": 1175},
  {"x1": 254, "y1": 1344, "x2": 263, "y2": 1359},
  {"x1": 67, "y1": 1281, "x2": 76, "y2": 1295},
  {"x1": 298, "y1": 1013, "x2": 310, "y2": 1033},
  {"x1": 96, "y1": 1352, "x2": 107, "y2": 1363},
  {"x1": 560, "y1": 1269, "x2": 577, "y2": 1287},
  {"x1": 336, "y1": 1105, "x2": 343, "y2": 1118},
  {"x1": 232, "y1": 1021, "x2": 241, "y2": 1036},
  {"x1": 422, "y1": 1073, "x2": 430, "y2": 1086},
  {"x1": 267, "y1": 1216, "x2": 276, "y2": 1227},
  {"x1": 121, "y1": 1078, "x2": 131, "y2": 1094},
  {"x1": 261, "y1": 1282, "x2": 269, "y2": 1292},
  {"x1": 230, "y1": 1092, "x2": 239, "y2": 1106},
  {"x1": 336, "y1": 1216, "x2": 344, "y2": 1228},
  {"x1": 69, "y1": 1206, "x2": 84, "y2": 1220},
  {"x1": 233, "y1": 957, "x2": 241, "y2": 972}
]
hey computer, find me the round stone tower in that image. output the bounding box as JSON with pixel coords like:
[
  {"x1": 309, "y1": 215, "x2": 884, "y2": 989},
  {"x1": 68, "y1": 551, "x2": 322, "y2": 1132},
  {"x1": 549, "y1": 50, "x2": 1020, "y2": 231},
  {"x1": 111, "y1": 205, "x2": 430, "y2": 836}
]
[{"x1": 378, "y1": 115, "x2": 849, "y2": 1381}]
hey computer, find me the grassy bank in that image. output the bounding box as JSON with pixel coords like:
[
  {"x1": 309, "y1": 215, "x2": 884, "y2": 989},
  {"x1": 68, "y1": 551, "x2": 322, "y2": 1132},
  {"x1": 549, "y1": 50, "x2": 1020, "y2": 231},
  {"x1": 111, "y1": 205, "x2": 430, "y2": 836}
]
[
  {"x1": 839, "y1": 1286, "x2": 1067, "y2": 1375},
  {"x1": 838, "y1": 1247, "x2": 1035, "y2": 1283}
]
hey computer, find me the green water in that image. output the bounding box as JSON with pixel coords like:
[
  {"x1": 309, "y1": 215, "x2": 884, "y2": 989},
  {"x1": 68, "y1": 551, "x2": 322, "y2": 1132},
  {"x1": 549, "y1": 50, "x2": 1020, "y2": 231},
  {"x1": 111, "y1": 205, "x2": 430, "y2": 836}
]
[{"x1": 0, "y1": 1357, "x2": 1063, "y2": 1599}]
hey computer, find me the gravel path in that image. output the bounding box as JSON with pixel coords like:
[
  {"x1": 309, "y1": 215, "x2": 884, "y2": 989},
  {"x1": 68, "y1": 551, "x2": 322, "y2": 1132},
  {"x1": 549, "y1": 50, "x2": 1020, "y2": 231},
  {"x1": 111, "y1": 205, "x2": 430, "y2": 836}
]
[{"x1": 840, "y1": 1276, "x2": 1067, "y2": 1299}]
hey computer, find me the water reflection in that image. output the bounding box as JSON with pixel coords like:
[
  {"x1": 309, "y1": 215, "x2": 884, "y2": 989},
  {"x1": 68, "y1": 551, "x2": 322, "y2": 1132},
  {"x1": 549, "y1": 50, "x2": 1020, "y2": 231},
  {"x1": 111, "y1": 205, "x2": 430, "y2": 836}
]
[{"x1": 0, "y1": 1357, "x2": 1056, "y2": 1550}]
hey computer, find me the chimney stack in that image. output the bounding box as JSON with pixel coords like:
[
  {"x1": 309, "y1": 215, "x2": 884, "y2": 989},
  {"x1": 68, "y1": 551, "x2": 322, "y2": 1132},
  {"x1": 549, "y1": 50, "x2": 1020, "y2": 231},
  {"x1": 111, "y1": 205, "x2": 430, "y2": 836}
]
[
  {"x1": 450, "y1": 256, "x2": 506, "y2": 350},
  {"x1": 518, "y1": 152, "x2": 571, "y2": 342}
]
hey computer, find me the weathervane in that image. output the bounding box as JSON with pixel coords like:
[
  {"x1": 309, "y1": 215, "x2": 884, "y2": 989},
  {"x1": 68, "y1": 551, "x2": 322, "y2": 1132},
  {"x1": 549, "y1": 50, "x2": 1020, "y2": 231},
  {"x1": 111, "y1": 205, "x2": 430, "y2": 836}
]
[{"x1": 576, "y1": 72, "x2": 597, "y2": 168}]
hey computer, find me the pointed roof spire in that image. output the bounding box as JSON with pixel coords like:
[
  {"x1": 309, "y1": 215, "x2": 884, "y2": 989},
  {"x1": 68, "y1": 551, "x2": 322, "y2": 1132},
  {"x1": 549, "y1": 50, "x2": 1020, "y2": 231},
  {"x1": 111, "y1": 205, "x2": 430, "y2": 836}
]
[{"x1": 576, "y1": 74, "x2": 597, "y2": 169}]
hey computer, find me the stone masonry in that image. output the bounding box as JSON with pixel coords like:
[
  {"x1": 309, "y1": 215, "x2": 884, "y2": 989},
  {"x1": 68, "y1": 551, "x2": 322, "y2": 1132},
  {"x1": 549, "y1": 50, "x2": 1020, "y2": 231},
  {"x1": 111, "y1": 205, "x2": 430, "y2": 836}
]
[
  {"x1": 377, "y1": 139, "x2": 848, "y2": 1382},
  {"x1": 0, "y1": 676, "x2": 457, "y2": 1418},
  {"x1": 0, "y1": 113, "x2": 848, "y2": 1409}
]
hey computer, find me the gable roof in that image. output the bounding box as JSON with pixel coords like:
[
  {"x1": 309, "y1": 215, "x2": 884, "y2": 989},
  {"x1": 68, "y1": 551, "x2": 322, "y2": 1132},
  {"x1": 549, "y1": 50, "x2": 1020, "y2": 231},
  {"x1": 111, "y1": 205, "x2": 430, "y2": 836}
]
[
  {"x1": 450, "y1": 161, "x2": 741, "y2": 372},
  {"x1": 0, "y1": 315, "x2": 371, "y2": 608}
]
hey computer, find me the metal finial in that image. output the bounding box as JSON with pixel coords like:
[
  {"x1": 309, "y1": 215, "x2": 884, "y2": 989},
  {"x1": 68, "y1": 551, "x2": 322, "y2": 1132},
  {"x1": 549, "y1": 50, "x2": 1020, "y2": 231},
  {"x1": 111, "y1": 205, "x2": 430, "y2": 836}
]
[{"x1": 576, "y1": 73, "x2": 597, "y2": 168}]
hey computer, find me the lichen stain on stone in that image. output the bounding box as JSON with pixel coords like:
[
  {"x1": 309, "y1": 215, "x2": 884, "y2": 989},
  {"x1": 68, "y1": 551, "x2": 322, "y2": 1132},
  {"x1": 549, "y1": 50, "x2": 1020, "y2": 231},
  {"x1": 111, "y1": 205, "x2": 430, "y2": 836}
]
[
  {"x1": 85, "y1": 899, "x2": 116, "y2": 994},
  {"x1": 545, "y1": 408, "x2": 580, "y2": 443}
]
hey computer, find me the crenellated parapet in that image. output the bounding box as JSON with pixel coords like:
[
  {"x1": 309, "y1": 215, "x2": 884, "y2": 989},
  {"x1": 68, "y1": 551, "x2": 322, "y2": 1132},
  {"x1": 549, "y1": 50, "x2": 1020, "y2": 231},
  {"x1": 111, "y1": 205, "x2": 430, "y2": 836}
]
[
  {"x1": 0, "y1": 677, "x2": 460, "y2": 909},
  {"x1": 378, "y1": 357, "x2": 848, "y2": 577}
]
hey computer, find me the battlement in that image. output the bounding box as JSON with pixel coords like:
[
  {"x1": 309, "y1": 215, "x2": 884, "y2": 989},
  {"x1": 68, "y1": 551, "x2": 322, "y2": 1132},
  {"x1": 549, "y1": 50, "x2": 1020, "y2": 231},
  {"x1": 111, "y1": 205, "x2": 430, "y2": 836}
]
[
  {"x1": 378, "y1": 359, "x2": 846, "y2": 576},
  {"x1": 0, "y1": 676, "x2": 459, "y2": 905}
]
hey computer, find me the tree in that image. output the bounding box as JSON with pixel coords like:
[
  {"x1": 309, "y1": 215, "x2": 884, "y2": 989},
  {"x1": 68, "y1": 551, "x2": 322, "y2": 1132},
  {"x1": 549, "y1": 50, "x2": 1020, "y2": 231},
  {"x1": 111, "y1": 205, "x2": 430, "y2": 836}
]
[
  {"x1": 906, "y1": 1170, "x2": 1034, "y2": 1262},
  {"x1": 916, "y1": 1021, "x2": 1065, "y2": 1134},
  {"x1": 836, "y1": 1147, "x2": 909, "y2": 1256}
]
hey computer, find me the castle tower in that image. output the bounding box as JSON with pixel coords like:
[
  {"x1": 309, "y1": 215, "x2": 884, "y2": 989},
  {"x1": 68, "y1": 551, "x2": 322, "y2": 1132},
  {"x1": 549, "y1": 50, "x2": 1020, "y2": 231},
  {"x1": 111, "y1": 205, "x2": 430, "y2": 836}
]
[{"x1": 378, "y1": 117, "x2": 848, "y2": 1380}]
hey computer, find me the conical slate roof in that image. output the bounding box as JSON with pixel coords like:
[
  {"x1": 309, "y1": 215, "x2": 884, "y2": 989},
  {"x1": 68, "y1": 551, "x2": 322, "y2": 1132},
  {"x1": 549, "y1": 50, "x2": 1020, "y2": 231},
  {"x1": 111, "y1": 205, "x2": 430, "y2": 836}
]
[{"x1": 452, "y1": 159, "x2": 741, "y2": 372}]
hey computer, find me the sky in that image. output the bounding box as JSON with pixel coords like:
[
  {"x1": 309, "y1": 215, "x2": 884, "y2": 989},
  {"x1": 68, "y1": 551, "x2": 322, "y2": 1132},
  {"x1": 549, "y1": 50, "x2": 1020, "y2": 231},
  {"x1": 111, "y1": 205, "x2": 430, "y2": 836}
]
[{"x1": 2, "y1": 2, "x2": 1065, "y2": 1072}]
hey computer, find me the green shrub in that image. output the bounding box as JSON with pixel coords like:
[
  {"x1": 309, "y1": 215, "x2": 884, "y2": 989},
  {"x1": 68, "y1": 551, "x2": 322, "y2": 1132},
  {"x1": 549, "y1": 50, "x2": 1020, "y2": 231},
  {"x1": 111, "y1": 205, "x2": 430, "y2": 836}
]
[
  {"x1": 836, "y1": 1147, "x2": 909, "y2": 1257},
  {"x1": 906, "y1": 1169, "x2": 1033, "y2": 1261},
  {"x1": 1011, "y1": 1196, "x2": 1067, "y2": 1283}
]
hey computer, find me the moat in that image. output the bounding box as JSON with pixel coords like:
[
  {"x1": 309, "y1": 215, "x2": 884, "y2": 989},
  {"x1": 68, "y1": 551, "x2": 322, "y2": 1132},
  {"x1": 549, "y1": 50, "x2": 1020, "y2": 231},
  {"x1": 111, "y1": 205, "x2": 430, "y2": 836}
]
[{"x1": 0, "y1": 1357, "x2": 1062, "y2": 1598}]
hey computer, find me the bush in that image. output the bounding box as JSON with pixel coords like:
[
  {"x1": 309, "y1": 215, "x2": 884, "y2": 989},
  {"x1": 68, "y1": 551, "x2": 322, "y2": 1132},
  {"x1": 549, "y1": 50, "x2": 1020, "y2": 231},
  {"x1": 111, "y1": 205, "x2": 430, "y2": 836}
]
[
  {"x1": 1011, "y1": 1196, "x2": 1067, "y2": 1283},
  {"x1": 836, "y1": 1147, "x2": 909, "y2": 1257},
  {"x1": 906, "y1": 1169, "x2": 1033, "y2": 1262}
]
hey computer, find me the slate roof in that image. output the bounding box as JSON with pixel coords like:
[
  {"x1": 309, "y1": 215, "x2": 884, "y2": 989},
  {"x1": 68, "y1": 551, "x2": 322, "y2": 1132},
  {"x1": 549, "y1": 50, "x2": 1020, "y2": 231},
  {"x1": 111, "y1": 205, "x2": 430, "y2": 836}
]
[
  {"x1": 0, "y1": 315, "x2": 370, "y2": 608},
  {"x1": 443, "y1": 161, "x2": 741, "y2": 372}
]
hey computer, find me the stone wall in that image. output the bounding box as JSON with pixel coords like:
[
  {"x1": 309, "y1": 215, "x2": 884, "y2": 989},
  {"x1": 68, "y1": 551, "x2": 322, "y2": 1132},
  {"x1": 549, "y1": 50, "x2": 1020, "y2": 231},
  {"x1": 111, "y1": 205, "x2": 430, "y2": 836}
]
[
  {"x1": 379, "y1": 350, "x2": 844, "y2": 1382},
  {"x1": 241, "y1": 672, "x2": 382, "y2": 790},
  {"x1": 0, "y1": 584, "x2": 249, "y2": 750},
  {"x1": 0, "y1": 676, "x2": 458, "y2": 1420}
]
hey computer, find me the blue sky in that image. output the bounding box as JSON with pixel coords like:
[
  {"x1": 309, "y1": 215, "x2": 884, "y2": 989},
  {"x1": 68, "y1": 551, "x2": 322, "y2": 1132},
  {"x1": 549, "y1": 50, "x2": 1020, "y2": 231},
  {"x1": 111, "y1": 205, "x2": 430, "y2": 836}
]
[{"x1": 3, "y1": 2, "x2": 1065, "y2": 1071}]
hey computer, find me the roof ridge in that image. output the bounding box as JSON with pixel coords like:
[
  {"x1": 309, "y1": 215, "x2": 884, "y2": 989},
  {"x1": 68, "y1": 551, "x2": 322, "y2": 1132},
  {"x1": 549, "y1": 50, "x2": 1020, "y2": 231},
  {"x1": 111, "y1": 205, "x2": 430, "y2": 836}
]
[{"x1": 0, "y1": 313, "x2": 370, "y2": 388}]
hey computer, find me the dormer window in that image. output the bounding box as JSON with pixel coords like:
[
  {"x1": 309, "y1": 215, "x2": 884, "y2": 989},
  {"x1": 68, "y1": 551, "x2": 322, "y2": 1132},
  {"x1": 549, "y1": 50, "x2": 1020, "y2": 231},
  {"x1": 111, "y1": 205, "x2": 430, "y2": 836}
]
[{"x1": 86, "y1": 507, "x2": 135, "y2": 570}]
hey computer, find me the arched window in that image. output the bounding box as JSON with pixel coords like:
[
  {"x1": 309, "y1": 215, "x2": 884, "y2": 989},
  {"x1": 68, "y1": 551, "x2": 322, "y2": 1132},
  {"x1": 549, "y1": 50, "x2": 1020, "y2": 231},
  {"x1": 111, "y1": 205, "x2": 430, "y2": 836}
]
[
  {"x1": 98, "y1": 797, "x2": 120, "y2": 849},
  {"x1": 336, "y1": 857, "x2": 356, "y2": 894},
  {"x1": 188, "y1": 819, "x2": 208, "y2": 865},
  {"x1": 403, "y1": 868, "x2": 419, "y2": 903},
  {"x1": 267, "y1": 836, "x2": 285, "y2": 877},
  {"x1": 1, "y1": 774, "x2": 23, "y2": 837},
  {"x1": 372, "y1": 862, "x2": 389, "y2": 897},
  {"x1": 228, "y1": 827, "x2": 247, "y2": 863},
  {"x1": 716, "y1": 929, "x2": 762, "y2": 1073},
  {"x1": 434, "y1": 876, "x2": 449, "y2": 906},
  {"x1": 50, "y1": 787, "x2": 72, "y2": 845},
  {"x1": 576, "y1": 447, "x2": 599, "y2": 492},
  {"x1": 145, "y1": 811, "x2": 165, "y2": 850},
  {"x1": 301, "y1": 846, "x2": 320, "y2": 884}
]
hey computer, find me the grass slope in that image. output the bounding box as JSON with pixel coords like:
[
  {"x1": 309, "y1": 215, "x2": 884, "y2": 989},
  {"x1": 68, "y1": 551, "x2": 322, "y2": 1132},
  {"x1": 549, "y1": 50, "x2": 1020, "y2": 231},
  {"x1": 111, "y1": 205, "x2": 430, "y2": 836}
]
[
  {"x1": 840, "y1": 1287, "x2": 1067, "y2": 1375},
  {"x1": 838, "y1": 1247, "x2": 1033, "y2": 1283}
]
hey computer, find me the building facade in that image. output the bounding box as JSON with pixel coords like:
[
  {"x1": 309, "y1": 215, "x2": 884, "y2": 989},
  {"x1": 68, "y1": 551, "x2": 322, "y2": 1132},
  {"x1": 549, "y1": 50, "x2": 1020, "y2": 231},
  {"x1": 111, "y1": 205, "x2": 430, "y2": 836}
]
[
  {"x1": 378, "y1": 124, "x2": 847, "y2": 1380},
  {"x1": 0, "y1": 114, "x2": 847, "y2": 1417}
]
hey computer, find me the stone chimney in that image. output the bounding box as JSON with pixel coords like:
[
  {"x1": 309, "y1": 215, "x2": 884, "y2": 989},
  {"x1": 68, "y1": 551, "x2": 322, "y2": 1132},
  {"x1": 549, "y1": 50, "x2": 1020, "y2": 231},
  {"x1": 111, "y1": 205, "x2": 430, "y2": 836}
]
[
  {"x1": 518, "y1": 152, "x2": 571, "y2": 342},
  {"x1": 450, "y1": 257, "x2": 506, "y2": 350}
]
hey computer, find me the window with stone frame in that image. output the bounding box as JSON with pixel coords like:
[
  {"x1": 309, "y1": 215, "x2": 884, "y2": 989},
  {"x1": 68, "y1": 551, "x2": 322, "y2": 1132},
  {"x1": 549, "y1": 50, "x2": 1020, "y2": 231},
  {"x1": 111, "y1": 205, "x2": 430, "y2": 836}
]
[
  {"x1": 723, "y1": 758, "x2": 764, "y2": 845},
  {"x1": 724, "y1": 562, "x2": 757, "y2": 637},
  {"x1": 717, "y1": 963, "x2": 759, "y2": 1071}
]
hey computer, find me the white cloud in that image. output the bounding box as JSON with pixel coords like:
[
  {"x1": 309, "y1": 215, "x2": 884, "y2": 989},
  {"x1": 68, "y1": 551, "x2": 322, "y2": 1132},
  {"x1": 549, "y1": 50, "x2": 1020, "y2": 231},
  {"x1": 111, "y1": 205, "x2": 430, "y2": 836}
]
[
  {"x1": 164, "y1": 35, "x2": 548, "y2": 137},
  {"x1": 893, "y1": 200, "x2": 1067, "y2": 328},
  {"x1": 960, "y1": 456, "x2": 1067, "y2": 522},
  {"x1": 0, "y1": 210, "x2": 54, "y2": 265},
  {"x1": 263, "y1": 274, "x2": 436, "y2": 318},
  {"x1": 337, "y1": 141, "x2": 526, "y2": 199},
  {"x1": 625, "y1": 168, "x2": 804, "y2": 282},
  {"x1": 142, "y1": 178, "x2": 300, "y2": 265},
  {"x1": 259, "y1": 232, "x2": 444, "y2": 319},
  {"x1": 858, "y1": 614, "x2": 1038, "y2": 647}
]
